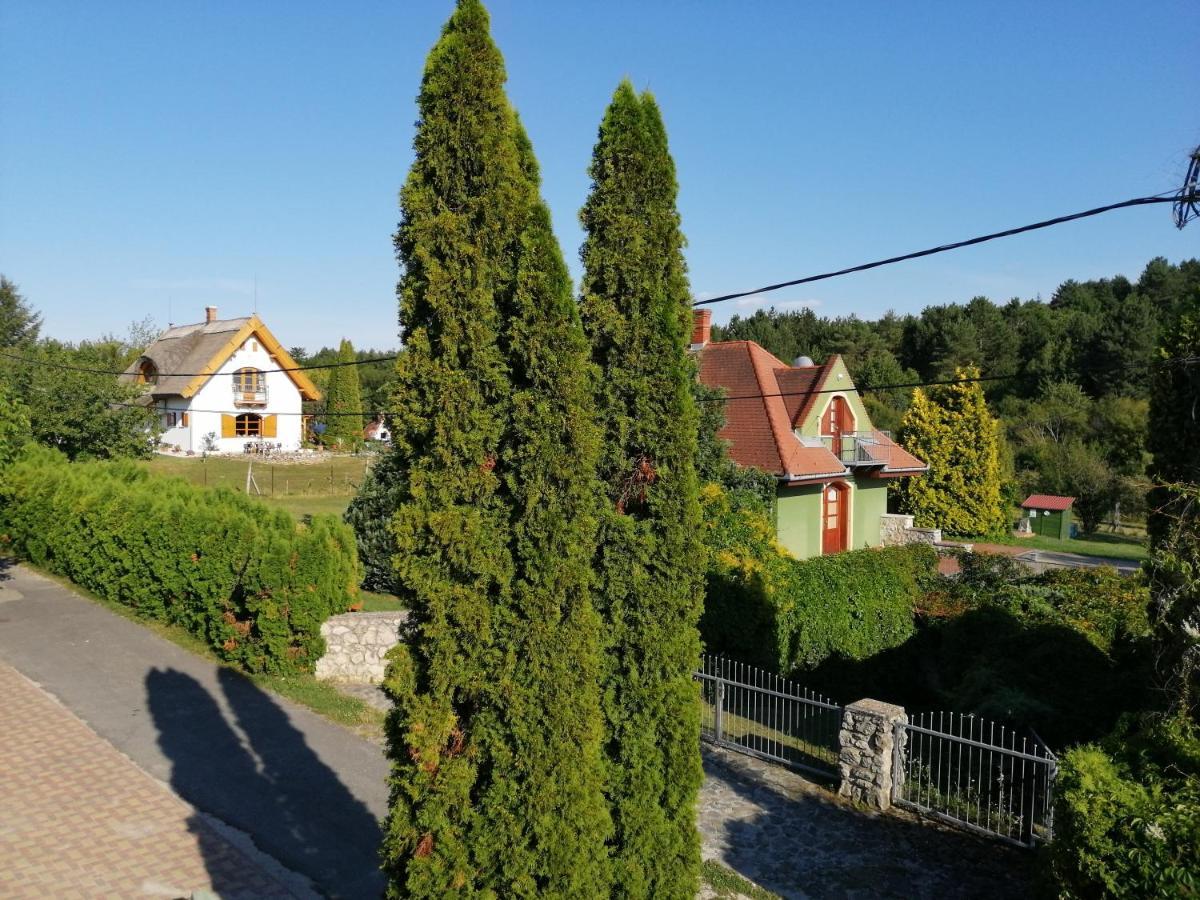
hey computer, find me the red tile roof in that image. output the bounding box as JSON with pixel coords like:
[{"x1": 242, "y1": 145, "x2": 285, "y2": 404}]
[
  {"x1": 859, "y1": 432, "x2": 928, "y2": 471},
  {"x1": 697, "y1": 341, "x2": 846, "y2": 478},
  {"x1": 697, "y1": 340, "x2": 927, "y2": 481},
  {"x1": 1021, "y1": 494, "x2": 1075, "y2": 511}
]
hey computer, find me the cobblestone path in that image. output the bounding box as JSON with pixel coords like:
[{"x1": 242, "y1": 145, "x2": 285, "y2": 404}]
[{"x1": 697, "y1": 745, "x2": 1035, "y2": 899}]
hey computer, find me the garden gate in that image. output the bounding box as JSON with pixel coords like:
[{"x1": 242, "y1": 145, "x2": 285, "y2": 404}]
[{"x1": 892, "y1": 711, "x2": 1058, "y2": 847}]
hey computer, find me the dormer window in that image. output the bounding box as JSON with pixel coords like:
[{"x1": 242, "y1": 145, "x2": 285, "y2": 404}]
[{"x1": 135, "y1": 359, "x2": 158, "y2": 385}]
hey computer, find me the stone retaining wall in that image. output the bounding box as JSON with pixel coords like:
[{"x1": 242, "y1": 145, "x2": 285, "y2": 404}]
[
  {"x1": 879, "y1": 513, "x2": 942, "y2": 547},
  {"x1": 314, "y1": 611, "x2": 408, "y2": 684}
]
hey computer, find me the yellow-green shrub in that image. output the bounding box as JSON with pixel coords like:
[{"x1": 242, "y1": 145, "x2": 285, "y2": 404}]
[
  {"x1": 1052, "y1": 718, "x2": 1200, "y2": 898},
  {"x1": 0, "y1": 447, "x2": 359, "y2": 673}
]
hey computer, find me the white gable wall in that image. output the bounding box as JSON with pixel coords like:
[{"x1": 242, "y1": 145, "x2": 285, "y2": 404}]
[{"x1": 177, "y1": 337, "x2": 305, "y2": 453}]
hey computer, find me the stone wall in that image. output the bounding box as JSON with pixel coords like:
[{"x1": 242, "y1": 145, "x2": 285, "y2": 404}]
[
  {"x1": 879, "y1": 513, "x2": 942, "y2": 548},
  {"x1": 837, "y1": 698, "x2": 907, "y2": 810},
  {"x1": 314, "y1": 611, "x2": 408, "y2": 684}
]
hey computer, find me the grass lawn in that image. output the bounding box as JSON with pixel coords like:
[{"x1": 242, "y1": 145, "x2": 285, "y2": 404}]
[
  {"x1": 359, "y1": 590, "x2": 407, "y2": 612},
  {"x1": 143, "y1": 452, "x2": 373, "y2": 521},
  {"x1": 962, "y1": 531, "x2": 1149, "y2": 562},
  {"x1": 700, "y1": 860, "x2": 780, "y2": 900}
]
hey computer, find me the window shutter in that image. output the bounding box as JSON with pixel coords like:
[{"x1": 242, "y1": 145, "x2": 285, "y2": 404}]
[
  {"x1": 181, "y1": 412, "x2": 189, "y2": 427},
  {"x1": 262, "y1": 415, "x2": 277, "y2": 438},
  {"x1": 221, "y1": 414, "x2": 235, "y2": 438}
]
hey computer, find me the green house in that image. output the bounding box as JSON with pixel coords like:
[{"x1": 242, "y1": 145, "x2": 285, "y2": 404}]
[
  {"x1": 1021, "y1": 494, "x2": 1075, "y2": 540},
  {"x1": 694, "y1": 311, "x2": 928, "y2": 559}
]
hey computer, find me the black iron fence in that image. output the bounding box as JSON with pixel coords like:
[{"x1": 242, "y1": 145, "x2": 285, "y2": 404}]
[{"x1": 695, "y1": 654, "x2": 843, "y2": 779}]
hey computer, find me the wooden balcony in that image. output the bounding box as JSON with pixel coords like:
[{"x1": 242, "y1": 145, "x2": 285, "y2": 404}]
[{"x1": 233, "y1": 385, "x2": 268, "y2": 407}]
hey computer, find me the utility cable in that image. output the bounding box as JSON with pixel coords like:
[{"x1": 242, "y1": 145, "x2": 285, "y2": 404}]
[
  {"x1": 692, "y1": 191, "x2": 1188, "y2": 308},
  {"x1": 0, "y1": 349, "x2": 398, "y2": 378},
  {"x1": 74, "y1": 353, "x2": 1199, "y2": 417}
]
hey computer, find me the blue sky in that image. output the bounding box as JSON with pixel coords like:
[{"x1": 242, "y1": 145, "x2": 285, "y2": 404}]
[{"x1": 2, "y1": 1, "x2": 1197, "y2": 352}]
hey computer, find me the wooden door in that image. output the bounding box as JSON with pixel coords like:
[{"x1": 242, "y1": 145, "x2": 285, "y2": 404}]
[
  {"x1": 821, "y1": 396, "x2": 855, "y2": 459},
  {"x1": 822, "y1": 482, "x2": 848, "y2": 554}
]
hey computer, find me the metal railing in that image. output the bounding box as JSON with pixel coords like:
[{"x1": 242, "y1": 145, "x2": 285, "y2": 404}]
[
  {"x1": 695, "y1": 654, "x2": 843, "y2": 779},
  {"x1": 233, "y1": 384, "x2": 269, "y2": 406},
  {"x1": 893, "y1": 711, "x2": 1057, "y2": 847},
  {"x1": 816, "y1": 430, "x2": 901, "y2": 466}
]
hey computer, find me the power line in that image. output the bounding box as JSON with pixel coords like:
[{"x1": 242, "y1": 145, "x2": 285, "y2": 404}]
[
  {"x1": 0, "y1": 349, "x2": 399, "y2": 378},
  {"x1": 692, "y1": 191, "x2": 1188, "y2": 308},
  {"x1": 84, "y1": 352, "x2": 1199, "y2": 417},
  {"x1": 3, "y1": 187, "x2": 1193, "y2": 379},
  {"x1": 702, "y1": 355, "x2": 1200, "y2": 405}
]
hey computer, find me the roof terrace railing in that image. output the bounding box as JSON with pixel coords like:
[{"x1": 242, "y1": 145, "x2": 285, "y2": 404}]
[{"x1": 818, "y1": 429, "x2": 898, "y2": 466}]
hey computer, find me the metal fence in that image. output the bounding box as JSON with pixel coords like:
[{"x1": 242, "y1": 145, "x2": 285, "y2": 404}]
[
  {"x1": 893, "y1": 711, "x2": 1058, "y2": 847},
  {"x1": 694, "y1": 654, "x2": 843, "y2": 779}
]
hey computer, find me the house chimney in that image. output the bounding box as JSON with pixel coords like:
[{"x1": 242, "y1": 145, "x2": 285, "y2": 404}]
[
  {"x1": 691, "y1": 309, "x2": 712, "y2": 348},
  {"x1": 205, "y1": 306, "x2": 217, "y2": 324}
]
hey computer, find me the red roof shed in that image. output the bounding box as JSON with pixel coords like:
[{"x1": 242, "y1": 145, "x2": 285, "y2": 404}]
[{"x1": 1021, "y1": 494, "x2": 1075, "y2": 511}]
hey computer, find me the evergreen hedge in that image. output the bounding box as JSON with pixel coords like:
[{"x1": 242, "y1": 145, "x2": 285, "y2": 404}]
[
  {"x1": 0, "y1": 447, "x2": 360, "y2": 674},
  {"x1": 699, "y1": 484, "x2": 937, "y2": 674}
]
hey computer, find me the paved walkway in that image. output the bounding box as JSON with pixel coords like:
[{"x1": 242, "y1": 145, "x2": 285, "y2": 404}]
[
  {"x1": 698, "y1": 747, "x2": 1034, "y2": 899},
  {"x1": 0, "y1": 563, "x2": 387, "y2": 900},
  {"x1": 0, "y1": 663, "x2": 311, "y2": 899},
  {"x1": 1, "y1": 562, "x2": 1035, "y2": 899}
]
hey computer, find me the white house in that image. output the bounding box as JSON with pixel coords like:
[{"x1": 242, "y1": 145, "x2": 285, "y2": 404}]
[{"x1": 120, "y1": 307, "x2": 321, "y2": 453}]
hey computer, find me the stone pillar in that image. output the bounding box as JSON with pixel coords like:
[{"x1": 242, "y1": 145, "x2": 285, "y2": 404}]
[{"x1": 838, "y1": 698, "x2": 907, "y2": 810}]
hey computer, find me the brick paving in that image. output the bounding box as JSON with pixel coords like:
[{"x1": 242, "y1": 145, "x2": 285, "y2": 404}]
[{"x1": 0, "y1": 663, "x2": 307, "y2": 900}]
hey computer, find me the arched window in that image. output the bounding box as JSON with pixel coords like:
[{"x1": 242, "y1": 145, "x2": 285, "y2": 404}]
[
  {"x1": 233, "y1": 368, "x2": 263, "y2": 393},
  {"x1": 235, "y1": 413, "x2": 262, "y2": 437},
  {"x1": 135, "y1": 359, "x2": 158, "y2": 385}
]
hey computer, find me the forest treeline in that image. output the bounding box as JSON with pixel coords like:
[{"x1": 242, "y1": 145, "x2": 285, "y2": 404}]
[{"x1": 714, "y1": 256, "x2": 1200, "y2": 530}]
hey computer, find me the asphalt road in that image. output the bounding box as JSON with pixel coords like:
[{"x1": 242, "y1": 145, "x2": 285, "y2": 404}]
[{"x1": 0, "y1": 561, "x2": 390, "y2": 900}]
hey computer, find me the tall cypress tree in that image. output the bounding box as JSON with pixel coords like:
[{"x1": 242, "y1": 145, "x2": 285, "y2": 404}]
[
  {"x1": 323, "y1": 338, "x2": 363, "y2": 445},
  {"x1": 579, "y1": 81, "x2": 705, "y2": 899},
  {"x1": 379, "y1": 3, "x2": 608, "y2": 895}
]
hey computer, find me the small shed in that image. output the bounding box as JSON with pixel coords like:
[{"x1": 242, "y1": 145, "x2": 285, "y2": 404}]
[{"x1": 1021, "y1": 494, "x2": 1075, "y2": 540}]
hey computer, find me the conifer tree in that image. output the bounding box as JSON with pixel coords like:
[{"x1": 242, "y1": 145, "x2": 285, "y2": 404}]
[
  {"x1": 322, "y1": 338, "x2": 363, "y2": 446},
  {"x1": 579, "y1": 81, "x2": 705, "y2": 899},
  {"x1": 378, "y1": 3, "x2": 608, "y2": 895},
  {"x1": 897, "y1": 366, "x2": 1008, "y2": 535}
]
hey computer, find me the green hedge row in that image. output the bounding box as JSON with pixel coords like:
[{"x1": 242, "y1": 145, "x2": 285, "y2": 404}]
[
  {"x1": 699, "y1": 484, "x2": 938, "y2": 673},
  {"x1": 0, "y1": 447, "x2": 360, "y2": 674}
]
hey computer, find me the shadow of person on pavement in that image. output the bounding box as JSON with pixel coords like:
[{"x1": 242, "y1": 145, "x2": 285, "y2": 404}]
[{"x1": 146, "y1": 667, "x2": 385, "y2": 900}]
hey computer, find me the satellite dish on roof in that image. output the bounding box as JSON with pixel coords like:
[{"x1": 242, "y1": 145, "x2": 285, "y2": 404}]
[{"x1": 793, "y1": 355, "x2": 814, "y2": 368}]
